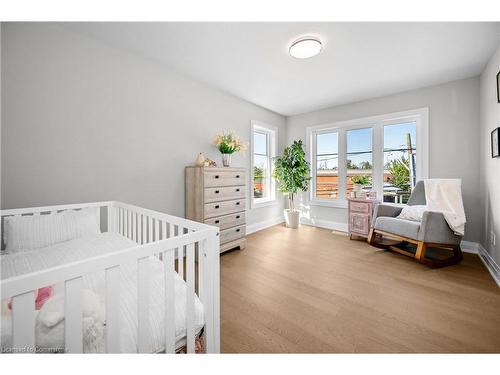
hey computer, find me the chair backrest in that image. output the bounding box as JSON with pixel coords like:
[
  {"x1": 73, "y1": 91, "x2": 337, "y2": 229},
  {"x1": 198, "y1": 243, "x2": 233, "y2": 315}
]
[{"x1": 407, "y1": 180, "x2": 426, "y2": 206}]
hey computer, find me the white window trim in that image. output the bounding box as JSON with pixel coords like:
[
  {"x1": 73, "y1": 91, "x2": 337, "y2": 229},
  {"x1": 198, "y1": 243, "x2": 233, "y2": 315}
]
[
  {"x1": 250, "y1": 121, "x2": 278, "y2": 208},
  {"x1": 306, "y1": 108, "x2": 429, "y2": 208}
]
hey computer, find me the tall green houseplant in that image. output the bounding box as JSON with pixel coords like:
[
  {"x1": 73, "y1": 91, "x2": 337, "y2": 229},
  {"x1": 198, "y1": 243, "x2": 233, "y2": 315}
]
[{"x1": 273, "y1": 140, "x2": 311, "y2": 211}]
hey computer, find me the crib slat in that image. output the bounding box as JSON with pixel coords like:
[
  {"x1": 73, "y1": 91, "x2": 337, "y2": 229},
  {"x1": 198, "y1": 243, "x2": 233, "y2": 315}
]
[
  {"x1": 198, "y1": 240, "x2": 205, "y2": 302},
  {"x1": 139, "y1": 214, "x2": 143, "y2": 244},
  {"x1": 121, "y1": 208, "x2": 125, "y2": 235},
  {"x1": 186, "y1": 242, "x2": 195, "y2": 353},
  {"x1": 118, "y1": 208, "x2": 122, "y2": 235},
  {"x1": 105, "y1": 266, "x2": 120, "y2": 353},
  {"x1": 141, "y1": 214, "x2": 146, "y2": 244},
  {"x1": 137, "y1": 257, "x2": 150, "y2": 353},
  {"x1": 148, "y1": 216, "x2": 153, "y2": 243},
  {"x1": 12, "y1": 291, "x2": 36, "y2": 351},
  {"x1": 155, "y1": 219, "x2": 160, "y2": 242},
  {"x1": 131, "y1": 212, "x2": 136, "y2": 241},
  {"x1": 65, "y1": 277, "x2": 83, "y2": 353},
  {"x1": 178, "y1": 226, "x2": 184, "y2": 280},
  {"x1": 127, "y1": 210, "x2": 131, "y2": 239},
  {"x1": 164, "y1": 250, "x2": 176, "y2": 353}
]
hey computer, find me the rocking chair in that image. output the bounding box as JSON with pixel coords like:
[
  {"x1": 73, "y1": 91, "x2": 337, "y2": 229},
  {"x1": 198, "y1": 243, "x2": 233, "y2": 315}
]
[{"x1": 368, "y1": 181, "x2": 463, "y2": 268}]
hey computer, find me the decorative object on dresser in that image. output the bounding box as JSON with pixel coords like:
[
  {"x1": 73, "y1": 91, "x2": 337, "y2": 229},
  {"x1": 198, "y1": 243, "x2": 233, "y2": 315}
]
[
  {"x1": 347, "y1": 197, "x2": 380, "y2": 240},
  {"x1": 213, "y1": 131, "x2": 247, "y2": 167},
  {"x1": 186, "y1": 166, "x2": 247, "y2": 253},
  {"x1": 195, "y1": 153, "x2": 205, "y2": 166}
]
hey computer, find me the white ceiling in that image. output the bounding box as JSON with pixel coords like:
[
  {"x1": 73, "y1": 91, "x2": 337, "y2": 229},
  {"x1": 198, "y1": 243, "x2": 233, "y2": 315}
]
[{"x1": 61, "y1": 22, "x2": 499, "y2": 116}]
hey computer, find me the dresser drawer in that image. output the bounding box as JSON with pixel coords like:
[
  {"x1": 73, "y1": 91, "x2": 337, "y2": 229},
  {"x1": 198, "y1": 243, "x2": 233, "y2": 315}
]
[
  {"x1": 204, "y1": 186, "x2": 245, "y2": 203},
  {"x1": 220, "y1": 224, "x2": 246, "y2": 244},
  {"x1": 204, "y1": 198, "x2": 246, "y2": 219},
  {"x1": 204, "y1": 212, "x2": 245, "y2": 230},
  {"x1": 349, "y1": 201, "x2": 370, "y2": 214},
  {"x1": 204, "y1": 170, "x2": 245, "y2": 187}
]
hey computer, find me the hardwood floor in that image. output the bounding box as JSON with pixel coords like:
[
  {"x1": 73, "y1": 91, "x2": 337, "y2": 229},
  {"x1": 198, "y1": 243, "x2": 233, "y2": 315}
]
[{"x1": 220, "y1": 224, "x2": 500, "y2": 353}]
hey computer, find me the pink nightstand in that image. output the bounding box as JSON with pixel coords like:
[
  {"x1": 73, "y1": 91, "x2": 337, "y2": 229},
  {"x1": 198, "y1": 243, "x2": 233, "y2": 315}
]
[{"x1": 347, "y1": 197, "x2": 380, "y2": 240}]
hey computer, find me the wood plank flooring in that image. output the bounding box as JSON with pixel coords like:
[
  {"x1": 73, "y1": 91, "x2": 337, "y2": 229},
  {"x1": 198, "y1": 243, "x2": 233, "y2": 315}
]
[{"x1": 220, "y1": 224, "x2": 500, "y2": 353}]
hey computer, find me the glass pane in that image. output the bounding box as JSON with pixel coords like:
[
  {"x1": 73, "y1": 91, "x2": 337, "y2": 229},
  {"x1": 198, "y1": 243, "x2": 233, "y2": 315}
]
[
  {"x1": 315, "y1": 132, "x2": 338, "y2": 199},
  {"x1": 346, "y1": 128, "x2": 373, "y2": 198},
  {"x1": 253, "y1": 154, "x2": 268, "y2": 199},
  {"x1": 317, "y1": 132, "x2": 338, "y2": 155},
  {"x1": 253, "y1": 131, "x2": 268, "y2": 155},
  {"x1": 383, "y1": 122, "x2": 417, "y2": 204}
]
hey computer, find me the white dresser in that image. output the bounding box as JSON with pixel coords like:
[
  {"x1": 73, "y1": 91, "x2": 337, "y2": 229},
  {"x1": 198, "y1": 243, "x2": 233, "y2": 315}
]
[{"x1": 185, "y1": 166, "x2": 247, "y2": 253}]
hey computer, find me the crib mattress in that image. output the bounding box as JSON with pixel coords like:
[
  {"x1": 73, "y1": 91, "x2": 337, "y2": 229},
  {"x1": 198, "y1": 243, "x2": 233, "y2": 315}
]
[{"x1": 0, "y1": 233, "x2": 204, "y2": 353}]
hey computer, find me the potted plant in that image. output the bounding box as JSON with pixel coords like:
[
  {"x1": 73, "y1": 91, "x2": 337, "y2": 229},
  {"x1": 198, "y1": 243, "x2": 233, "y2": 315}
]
[
  {"x1": 213, "y1": 131, "x2": 247, "y2": 167},
  {"x1": 351, "y1": 175, "x2": 371, "y2": 194},
  {"x1": 273, "y1": 140, "x2": 311, "y2": 228}
]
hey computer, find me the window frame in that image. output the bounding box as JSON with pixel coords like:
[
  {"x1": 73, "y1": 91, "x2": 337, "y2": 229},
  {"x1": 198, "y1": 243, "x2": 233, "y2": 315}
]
[
  {"x1": 250, "y1": 121, "x2": 278, "y2": 208},
  {"x1": 306, "y1": 108, "x2": 429, "y2": 208}
]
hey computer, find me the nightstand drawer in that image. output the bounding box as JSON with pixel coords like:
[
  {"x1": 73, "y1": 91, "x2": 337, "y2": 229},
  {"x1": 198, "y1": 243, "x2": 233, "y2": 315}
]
[
  {"x1": 220, "y1": 225, "x2": 246, "y2": 244},
  {"x1": 204, "y1": 199, "x2": 246, "y2": 219},
  {"x1": 350, "y1": 213, "x2": 370, "y2": 235},
  {"x1": 204, "y1": 170, "x2": 245, "y2": 187},
  {"x1": 204, "y1": 212, "x2": 245, "y2": 230},
  {"x1": 349, "y1": 201, "x2": 370, "y2": 214},
  {"x1": 204, "y1": 186, "x2": 245, "y2": 203}
]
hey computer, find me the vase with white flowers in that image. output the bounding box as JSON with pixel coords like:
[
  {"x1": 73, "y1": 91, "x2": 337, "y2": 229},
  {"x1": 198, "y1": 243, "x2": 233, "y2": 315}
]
[{"x1": 213, "y1": 131, "x2": 247, "y2": 167}]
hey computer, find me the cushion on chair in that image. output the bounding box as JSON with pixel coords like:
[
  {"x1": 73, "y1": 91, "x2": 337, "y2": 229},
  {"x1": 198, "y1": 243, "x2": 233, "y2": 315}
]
[{"x1": 374, "y1": 216, "x2": 420, "y2": 240}]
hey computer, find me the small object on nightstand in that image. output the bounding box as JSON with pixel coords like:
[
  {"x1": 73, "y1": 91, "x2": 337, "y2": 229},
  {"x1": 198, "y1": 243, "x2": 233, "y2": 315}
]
[{"x1": 348, "y1": 197, "x2": 380, "y2": 240}]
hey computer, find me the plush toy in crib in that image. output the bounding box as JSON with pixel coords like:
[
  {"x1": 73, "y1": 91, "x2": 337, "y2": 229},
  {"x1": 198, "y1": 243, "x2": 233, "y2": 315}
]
[{"x1": 7, "y1": 286, "x2": 53, "y2": 311}]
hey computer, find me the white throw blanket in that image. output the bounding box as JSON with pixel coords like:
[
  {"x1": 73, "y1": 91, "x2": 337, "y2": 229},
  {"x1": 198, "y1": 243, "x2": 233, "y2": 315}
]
[{"x1": 423, "y1": 179, "x2": 466, "y2": 236}]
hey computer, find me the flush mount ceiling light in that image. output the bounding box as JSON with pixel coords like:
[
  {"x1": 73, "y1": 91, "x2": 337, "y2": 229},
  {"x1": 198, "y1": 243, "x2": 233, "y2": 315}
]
[{"x1": 289, "y1": 37, "x2": 323, "y2": 59}]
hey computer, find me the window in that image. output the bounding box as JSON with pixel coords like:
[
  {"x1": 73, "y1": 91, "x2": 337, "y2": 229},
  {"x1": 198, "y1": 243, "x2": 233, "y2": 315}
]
[
  {"x1": 251, "y1": 121, "x2": 277, "y2": 207},
  {"x1": 383, "y1": 122, "x2": 417, "y2": 203},
  {"x1": 315, "y1": 131, "x2": 339, "y2": 199},
  {"x1": 307, "y1": 108, "x2": 428, "y2": 207},
  {"x1": 346, "y1": 128, "x2": 373, "y2": 198}
]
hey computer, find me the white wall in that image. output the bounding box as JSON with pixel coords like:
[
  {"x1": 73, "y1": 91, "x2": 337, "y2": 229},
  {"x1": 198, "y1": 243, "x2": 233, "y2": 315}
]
[
  {"x1": 287, "y1": 77, "x2": 481, "y2": 242},
  {"x1": 0, "y1": 23, "x2": 286, "y2": 226},
  {"x1": 479, "y1": 42, "x2": 500, "y2": 265}
]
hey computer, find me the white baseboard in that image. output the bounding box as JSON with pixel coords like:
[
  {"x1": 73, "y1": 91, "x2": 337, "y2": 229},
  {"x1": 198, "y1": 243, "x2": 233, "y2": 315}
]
[
  {"x1": 460, "y1": 240, "x2": 479, "y2": 254},
  {"x1": 477, "y1": 244, "x2": 500, "y2": 287},
  {"x1": 299, "y1": 217, "x2": 349, "y2": 232},
  {"x1": 246, "y1": 216, "x2": 284, "y2": 235}
]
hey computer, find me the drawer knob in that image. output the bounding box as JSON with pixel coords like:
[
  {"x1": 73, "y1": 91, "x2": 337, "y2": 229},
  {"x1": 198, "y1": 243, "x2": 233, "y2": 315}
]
[
  {"x1": 236, "y1": 215, "x2": 240, "y2": 219},
  {"x1": 236, "y1": 202, "x2": 240, "y2": 205},
  {"x1": 236, "y1": 188, "x2": 240, "y2": 192},
  {"x1": 236, "y1": 228, "x2": 241, "y2": 232},
  {"x1": 215, "y1": 190, "x2": 220, "y2": 194},
  {"x1": 215, "y1": 205, "x2": 220, "y2": 209},
  {"x1": 236, "y1": 175, "x2": 240, "y2": 178},
  {"x1": 215, "y1": 175, "x2": 220, "y2": 179},
  {"x1": 215, "y1": 220, "x2": 220, "y2": 224}
]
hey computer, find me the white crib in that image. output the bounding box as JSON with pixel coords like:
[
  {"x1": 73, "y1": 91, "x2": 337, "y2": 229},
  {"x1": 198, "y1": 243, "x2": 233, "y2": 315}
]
[{"x1": 0, "y1": 201, "x2": 220, "y2": 353}]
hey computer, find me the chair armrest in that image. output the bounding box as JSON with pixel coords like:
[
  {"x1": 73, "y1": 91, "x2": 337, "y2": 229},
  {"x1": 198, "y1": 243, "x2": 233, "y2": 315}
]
[
  {"x1": 372, "y1": 203, "x2": 404, "y2": 220},
  {"x1": 418, "y1": 211, "x2": 461, "y2": 245}
]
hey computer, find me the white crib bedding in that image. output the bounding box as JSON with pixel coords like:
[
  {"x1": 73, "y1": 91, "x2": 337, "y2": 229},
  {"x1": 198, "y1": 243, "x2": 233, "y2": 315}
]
[{"x1": 0, "y1": 233, "x2": 204, "y2": 353}]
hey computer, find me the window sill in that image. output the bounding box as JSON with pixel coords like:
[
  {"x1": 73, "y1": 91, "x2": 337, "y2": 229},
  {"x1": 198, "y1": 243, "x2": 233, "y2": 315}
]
[
  {"x1": 251, "y1": 198, "x2": 278, "y2": 209},
  {"x1": 309, "y1": 199, "x2": 348, "y2": 209}
]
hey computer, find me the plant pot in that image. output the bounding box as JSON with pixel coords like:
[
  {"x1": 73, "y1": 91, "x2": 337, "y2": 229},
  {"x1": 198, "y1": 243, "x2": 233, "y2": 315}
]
[
  {"x1": 222, "y1": 153, "x2": 232, "y2": 167},
  {"x1": 353, "y1": 184, "x2": 362, "y2": 193},
  {"x1": 284, "y1": 209, "x2": 300, "y2": 228}
]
